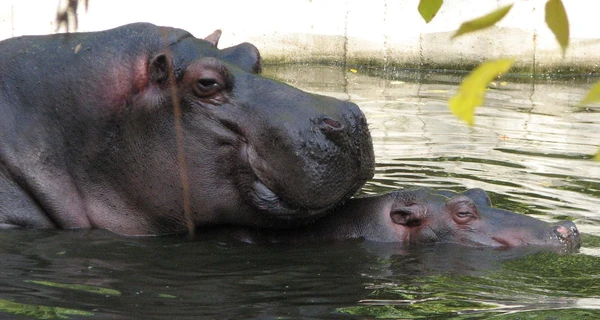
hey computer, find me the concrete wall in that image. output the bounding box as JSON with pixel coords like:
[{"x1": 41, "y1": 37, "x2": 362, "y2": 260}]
[{"x1": 1, "y1": 0, "x2": 599, "y2": 73}]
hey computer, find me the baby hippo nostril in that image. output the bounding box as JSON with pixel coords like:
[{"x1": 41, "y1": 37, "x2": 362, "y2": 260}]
[
  {"x1": 554, "y1": 225, "x2": 570, "y2": 240},
  {"x1": 552, "y1": 221, "x2": 581, "y2": 250},
  {"x1": 557, "y1": 221, "x2": 579, "y2": 235}
]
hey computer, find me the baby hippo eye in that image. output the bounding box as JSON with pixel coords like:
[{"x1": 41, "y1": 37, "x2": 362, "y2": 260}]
[
  {"x1": 446, "y1": 196, "x2": 479, "y2": 224},
  {"x1": 456, "y1": 211, "x2": 473, "y2": 218},
  {"x1": 453, "y1": 207, "x2": 478, "y2": 224},
  {"x1": 194, "y1": 78, "x2": 221, "y2": 97}
]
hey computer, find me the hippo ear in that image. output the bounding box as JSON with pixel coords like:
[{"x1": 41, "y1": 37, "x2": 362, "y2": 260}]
[
  {"x1": 461, "y1": 188, "x2": 492, "y2": 206},
  {"x1": 204, "y1": 29, "x2": 222, "y2": 47},
  {"x1": 390, "y1": 205, "x2": 423, "y2": 227},
  {"x1": 220, "y1": 42, "x2": 262, "y2": 74},
  {"x1": 149, "y1": 53, "x2": 170, "y2": 84},
  {"x1": 432, "y1": 189, "x2": 458, "y2": 199}
]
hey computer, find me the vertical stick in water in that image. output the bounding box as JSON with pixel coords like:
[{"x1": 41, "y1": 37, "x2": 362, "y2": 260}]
[{"x1": 161, "y1": 30, "x2": 194, "y2": 236}]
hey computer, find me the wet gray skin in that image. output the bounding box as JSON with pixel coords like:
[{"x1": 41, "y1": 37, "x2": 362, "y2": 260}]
[
  {"x1": 205, "y1": 187, "x2": 580, "y2": 252},
  {"x1": 0, "y1": 23, "x2": 374, "y2": 235}
]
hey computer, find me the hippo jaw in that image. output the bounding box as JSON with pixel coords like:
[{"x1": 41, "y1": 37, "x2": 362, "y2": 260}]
[{"x1": 243, "y1": 143, "x2": 303, "y2": 216}]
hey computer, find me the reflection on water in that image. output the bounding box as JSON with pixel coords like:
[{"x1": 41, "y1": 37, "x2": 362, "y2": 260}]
[
  {"x1": 266, "y1": 65, "x2": 600, "y2": 235},
  {"x1": 1, "y1": 65, "x2": 599, "y2": 319}
]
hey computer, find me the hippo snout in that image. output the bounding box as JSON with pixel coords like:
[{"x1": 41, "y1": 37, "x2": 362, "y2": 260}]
[
  {"x1": 231, "y1": 77, "x2": 375, "y2": 217},
  {"x1": 552, "y1": 221, "x2": 581, "y2": 251},
  {"x1": 316, "y1": 101, "x2": 374, "y2": 179}
]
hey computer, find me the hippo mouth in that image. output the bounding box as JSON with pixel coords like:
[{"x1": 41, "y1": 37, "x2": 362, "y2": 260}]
[
  {"x1": 249, "y1": 179, "x2": 304, "y2": 216},
  {"x1": 240, "y1": 142, "x2": 365, "y2": 218},
  {"x1": 241, "y1": 143, "x2": 325, "y2": 217}
]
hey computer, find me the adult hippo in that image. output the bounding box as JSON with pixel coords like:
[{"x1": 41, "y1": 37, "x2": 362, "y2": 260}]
[
  {"x1": 0, "y1": 23, "x2": 374, "y2": 235},
  {"x1": 207, "y1": 188, "x2": 580, "y2": 252}
]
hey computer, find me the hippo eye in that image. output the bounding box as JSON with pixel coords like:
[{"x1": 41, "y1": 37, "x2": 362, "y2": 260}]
[
  {"x1": 454, "y1": 209, "x2": 477, "y2": 224},
  {"x1": 194, "y1": 78, "x2": 221, "y2": 97},
  {"x1": 457, "y1": 211, "x2": 473, "y2": 218},
  {"x1": 447, "y1": 196, "x2": 479, "y2": 224}
]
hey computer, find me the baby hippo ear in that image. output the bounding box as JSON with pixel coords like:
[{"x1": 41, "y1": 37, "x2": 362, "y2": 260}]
[
  {"x1": 390, "y1": 204, "x2": 424, "y2": 227},
  {"x1": 461, "y1": 188, "x2": 492, "y2": 206},
  {"x1": 204, "y1": 29, "x2": 222, "y2": 47}
]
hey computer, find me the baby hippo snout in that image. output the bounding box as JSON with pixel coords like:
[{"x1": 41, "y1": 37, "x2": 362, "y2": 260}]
[{"x1": 553, "y1": 221, "x2": 581, "y2": 251}]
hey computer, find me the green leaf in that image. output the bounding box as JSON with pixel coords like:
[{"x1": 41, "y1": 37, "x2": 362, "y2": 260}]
[
  {"x1": 545, "y1": 0, "x2": 569, "y2": 55},
  {"x1": 449, "y1": 59, "x2": 514, "y2": 126},
  {"x1": 25, "y1": 280, "x2": 121, "y2": 296},
  {"x1": 418, "y1": 0, "x2": 443, "y2": 23},
  {"x1": 452, "y1": 4, "x2": 513, "y2": 39},
  {"x1": 580, "y1": 80, "x2": 600, "y2": 105},
  {"x1": 594, "y1": 149, "x2": 600, "y2": 162},
  {"x1": 0, "y1": 299, "x2": 94, "y2": 319}
]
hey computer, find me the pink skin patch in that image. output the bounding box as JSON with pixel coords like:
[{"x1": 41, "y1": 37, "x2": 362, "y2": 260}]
[
  {"x1": 491, "y1": 230, "x2": 530, "y2": 247},
  {"x1": 102, "y1": 57, "x2": 149, "y2": 110},
  {"x1": 555, "y1": 225, "x2": 569, "y2": 236}
]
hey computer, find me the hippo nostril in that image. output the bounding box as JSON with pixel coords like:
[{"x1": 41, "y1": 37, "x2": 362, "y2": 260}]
[
  {"x1": 553, "y1": 226, "x2": 570, "y2": 240},
  {"x1": 555, "y1": 221, "x2": 579, "y2": 237},
  {"x1": 319, "y1": 117, "x2": 346, "y2": 140},
  {"x1": 550, "y1": 221, "x2": 581, "y2": 251},
  {"x1": 321, "y1": 117, "x2": 343, "y2": 130}
]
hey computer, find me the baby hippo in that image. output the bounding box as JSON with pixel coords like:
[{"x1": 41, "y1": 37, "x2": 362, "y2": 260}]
[{"x1": 209, "y1": 188, "x2": 581, "y2": 251}]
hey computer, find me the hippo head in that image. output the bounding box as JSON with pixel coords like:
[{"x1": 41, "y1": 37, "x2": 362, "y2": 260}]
[
  {"x1": 0, "y1": 23, "x2": 373, "y2": 235},
  {"x1": 191, "y1": 187, "x2": 579, "y2": 251},
  {"x1": 385, "y1": 188, "x2": 581, "y2": 251},
  {"x1": 103, "y1": 26, "x2": 375, "y2": 232}
]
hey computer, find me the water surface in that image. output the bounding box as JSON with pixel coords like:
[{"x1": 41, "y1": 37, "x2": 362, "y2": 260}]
[{"x1": 1, "y1": 65, "x2": 599, "y2": 319}]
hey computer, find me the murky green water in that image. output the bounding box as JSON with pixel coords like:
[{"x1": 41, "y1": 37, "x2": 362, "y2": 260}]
[{"x1": 1, "y1": 65, "x2": 599, "y2": 319}]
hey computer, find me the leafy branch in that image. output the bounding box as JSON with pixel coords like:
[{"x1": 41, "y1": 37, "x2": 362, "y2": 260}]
[{"x1": 418, "y1": 0, "x2": 600, "y2": 159}]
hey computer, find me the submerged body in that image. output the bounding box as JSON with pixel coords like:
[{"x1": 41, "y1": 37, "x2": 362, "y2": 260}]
[
  {"x1": 0, "y1": 23, "x2": 374, "y2": 235},
  {"x1": 208, "y1": 188, "x2": 580, "y2": 251}
]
